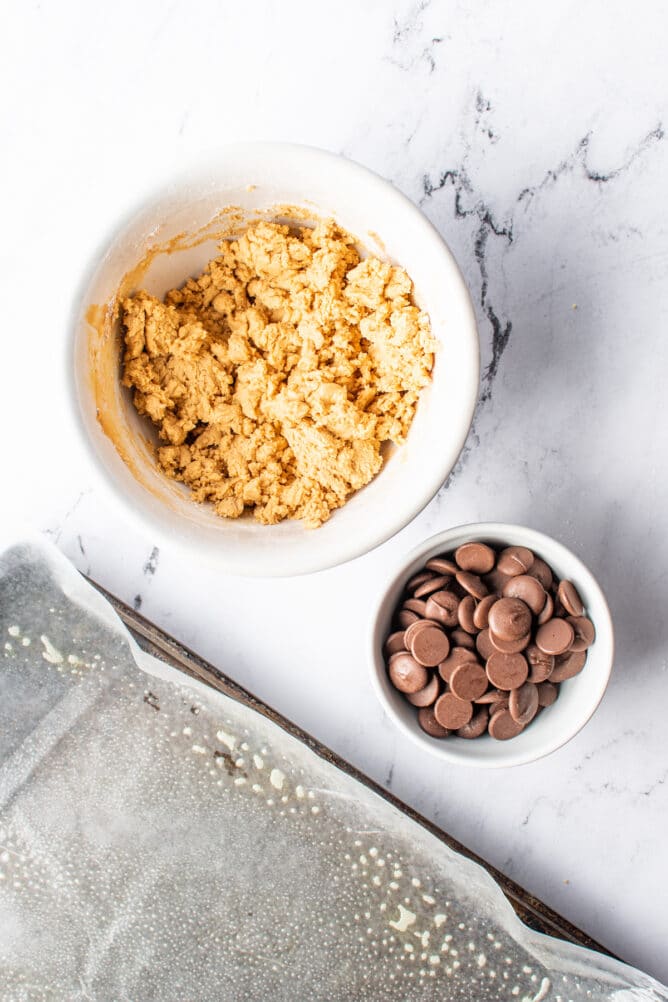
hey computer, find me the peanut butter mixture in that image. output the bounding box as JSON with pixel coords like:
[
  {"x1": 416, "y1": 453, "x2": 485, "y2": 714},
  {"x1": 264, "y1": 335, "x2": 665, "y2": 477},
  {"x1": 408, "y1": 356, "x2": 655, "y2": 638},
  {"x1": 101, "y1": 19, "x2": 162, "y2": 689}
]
[{"x1": 121, "y1": 220, "x2": 435, "y2": 528}]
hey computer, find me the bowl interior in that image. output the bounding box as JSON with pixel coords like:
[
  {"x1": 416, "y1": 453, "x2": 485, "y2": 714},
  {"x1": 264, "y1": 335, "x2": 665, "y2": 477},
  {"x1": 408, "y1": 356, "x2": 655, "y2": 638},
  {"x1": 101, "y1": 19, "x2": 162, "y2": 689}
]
[
  {"x1": 72, "y1": 145, "x2": 479, "y2": 576},
  {"x1": 371, "y1": 523, "x2": 613, "y2": 767}
]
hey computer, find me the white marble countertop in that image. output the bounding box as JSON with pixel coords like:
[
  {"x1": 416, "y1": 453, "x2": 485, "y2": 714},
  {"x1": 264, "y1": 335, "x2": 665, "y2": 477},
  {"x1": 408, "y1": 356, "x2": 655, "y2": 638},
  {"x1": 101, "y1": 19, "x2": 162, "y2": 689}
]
[{"x1": 3, "y1": 0, "x2": 668, "y2": 987}]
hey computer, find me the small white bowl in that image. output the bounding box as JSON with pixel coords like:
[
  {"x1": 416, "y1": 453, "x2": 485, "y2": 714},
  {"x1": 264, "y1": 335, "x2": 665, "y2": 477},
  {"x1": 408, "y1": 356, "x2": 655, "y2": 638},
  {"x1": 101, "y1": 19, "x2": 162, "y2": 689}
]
[
  {"x1": 69, "y1": 143, "x2": 479, "y2": 577},
  {"x1": 370, "y1": 523, "x2": 614, "y2": 768}
]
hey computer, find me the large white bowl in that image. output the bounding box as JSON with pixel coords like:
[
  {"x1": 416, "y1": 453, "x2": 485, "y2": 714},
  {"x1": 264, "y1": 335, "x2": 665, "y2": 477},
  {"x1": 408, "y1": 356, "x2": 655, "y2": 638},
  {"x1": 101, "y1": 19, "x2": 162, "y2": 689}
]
[
  {"x1": 70, "y1": 144, "x2": 479, "y2": 576},
  {"x1": 370, "y1": 523, "x2": 614, "y2": 768}
]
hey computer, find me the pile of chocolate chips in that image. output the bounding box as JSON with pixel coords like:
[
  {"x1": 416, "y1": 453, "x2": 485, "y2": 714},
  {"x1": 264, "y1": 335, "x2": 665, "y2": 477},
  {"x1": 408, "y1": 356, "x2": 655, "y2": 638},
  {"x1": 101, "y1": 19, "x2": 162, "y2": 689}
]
[{"x1": 384, "y1": 542, "x2": 595, "y2": 741}]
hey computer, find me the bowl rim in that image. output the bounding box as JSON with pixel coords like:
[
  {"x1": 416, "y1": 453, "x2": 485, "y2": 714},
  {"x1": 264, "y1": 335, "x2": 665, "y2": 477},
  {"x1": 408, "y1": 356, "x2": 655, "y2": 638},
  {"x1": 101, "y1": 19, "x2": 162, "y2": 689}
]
[
  {"x1": 369, "y1": 521, "x2": 615, "y2": 768},
  {"x1": 66, "y1": 142, "x2": 480, "y2": 577}
]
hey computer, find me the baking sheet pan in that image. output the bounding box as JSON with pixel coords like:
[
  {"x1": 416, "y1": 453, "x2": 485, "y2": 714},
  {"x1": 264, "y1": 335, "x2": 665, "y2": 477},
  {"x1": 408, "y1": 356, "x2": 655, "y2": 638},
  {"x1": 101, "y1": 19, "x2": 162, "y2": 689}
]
[
  {"x1": 1, "y1": 536, "x2": 665, "y2": 1000},
  {"x1": 94, "y1": 577, "x2": 614, "y2": 957}
]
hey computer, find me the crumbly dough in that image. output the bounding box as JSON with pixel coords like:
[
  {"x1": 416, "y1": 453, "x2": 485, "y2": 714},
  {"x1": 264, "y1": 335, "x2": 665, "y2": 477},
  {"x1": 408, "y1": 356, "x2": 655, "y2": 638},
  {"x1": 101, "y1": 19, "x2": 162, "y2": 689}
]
[{"x1": 121, "y1": 220, "x2": 435, "y2": 528}]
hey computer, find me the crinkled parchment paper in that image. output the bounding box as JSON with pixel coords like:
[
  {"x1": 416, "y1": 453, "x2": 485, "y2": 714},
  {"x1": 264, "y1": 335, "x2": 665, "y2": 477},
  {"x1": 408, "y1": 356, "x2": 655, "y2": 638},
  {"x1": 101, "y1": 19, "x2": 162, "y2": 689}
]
[{"x1": 0, "y1": 536, "x2": 665, "y2": 1001}]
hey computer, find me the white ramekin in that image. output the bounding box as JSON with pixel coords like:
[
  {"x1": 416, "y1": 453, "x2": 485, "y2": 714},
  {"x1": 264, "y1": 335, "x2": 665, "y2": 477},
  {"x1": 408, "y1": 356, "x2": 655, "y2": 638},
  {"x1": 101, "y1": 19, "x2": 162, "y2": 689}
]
[{"x1": 370, "y1": 523, "x2": 614, "y2": 768}]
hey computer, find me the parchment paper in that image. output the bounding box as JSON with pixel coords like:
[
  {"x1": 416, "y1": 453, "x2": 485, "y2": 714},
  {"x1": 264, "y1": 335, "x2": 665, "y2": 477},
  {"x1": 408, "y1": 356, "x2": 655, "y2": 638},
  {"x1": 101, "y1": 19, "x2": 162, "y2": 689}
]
[{"x1": 0, "y1": 536, "x2": 665, "y2": 1001}]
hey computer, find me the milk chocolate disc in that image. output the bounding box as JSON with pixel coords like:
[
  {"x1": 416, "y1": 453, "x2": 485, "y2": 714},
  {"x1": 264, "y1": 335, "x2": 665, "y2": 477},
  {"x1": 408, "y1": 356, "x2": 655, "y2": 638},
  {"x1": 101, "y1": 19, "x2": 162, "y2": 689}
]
[
  {"x1": 537, "y1": 681, "x2": 559, "y2": 707},
  {"x1": 476, "y1": 628, "x2": 495, "y2": 660},
  {"x1": 410, "y1": 626, "x2": 450, "y2": 667},
  {"x1": 425, "y1": 557, "x2": 458, "y2": 575},
  {"x1": 454, "y1": 542, "x2": 496, "y2": 574},
  {"x1": 527, "y1": 557, "x2": 553, "y2": 590},
  {"x1": 525, "y1": 644, "x2": 555, "y2": 683},
  {"x1": 566, "y1": 616, "x2": 595, "y2": 652},
  {"x1": 449, "y1": 661, "x2": 489, "y2": 701},
  {"x1": 509, "y1": 682, "x2": 539, "y2": 726},
  {"x1": 537, "y1": 592, "x2": 554, "y2": 625},
  {"x1": 451, "y1": 628, "x2": 475, "y2": 649},
  {"x1": 407, "y1": 570, "x2": 436, "y2": 593},
  {"x1": 473, "y1": 594, "x2": 497, "y2": 630},
  {"x1": 456, "y1": 706, "x2": 490, "y2": 739},
  {"x1": 486, "y1": 651, "x2": 529, "y2": 691},
  {"x1": 475, "y1": 688, "x2": 506, "y2": 705},
  {"x1": 487, "y1": 598, "x2": 532, "y2": 642},
  {"x1": 489, "y1": 630, "x2": 531, "y2": 654},
  {"x1": 438, "y1": 647, "x2": 478, "y2": 683},
  {"x1": 388, "y1": 653, "x2": 428, "y2": 693},
  {"x1": 402, "y1": 597, "x2": 428, "y2": 616},
  {"x1": 488, "y1": 708, "x2": 525, "y2": 740},
  {"x1": 535, "y1": 618, "x2": 574, "y2": 656},
  {"x1": 424, "y1": 590, "x2": 459, "y2": 628},
  {"x1": 502, "y1": 574, "x2": 546, "y2": 615},
  {"x1": 406, "y1": 673, "x2": 440, "y2": 706},
  {"x1": 418, "y1": 705, "x2": 450, "y2": 737},
  {"x1": 434, "y1": 693, "x2": 473, "y2": 730},
  {"x1": 550, "y1": 650, "x2": 586, "y2": 682},
  {"x1": 397, "y1": 609, "x2": 419, "y2": 629},
  {"x1": 497, "y1": 546, "x2": 535, "y2": 577},
  {"x1": 383, "y1": 631, "x2": 407, "y2": 657},
  {"x1": 403, "y1": 618, "x2": 436, "y2": 649},
  {"x1": 558, "y1": 580, "x2": 585, "y2": 618},
  {"x1": 455, "y1": 571, "x2": 489, "y2": 600},
  {"x1": 414, "y1": 574, "x2": 452, "y2": 599},
  {"x1": 457, "y1": 595, "x2": 477, "y2": 633}
]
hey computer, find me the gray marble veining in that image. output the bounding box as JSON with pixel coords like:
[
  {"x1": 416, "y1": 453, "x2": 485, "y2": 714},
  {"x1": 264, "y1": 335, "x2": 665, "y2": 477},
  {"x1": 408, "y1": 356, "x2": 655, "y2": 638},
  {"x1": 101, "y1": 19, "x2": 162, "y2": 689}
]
[{"x1": 1, "y1": 0, "x2": 667, "y2": 985}]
